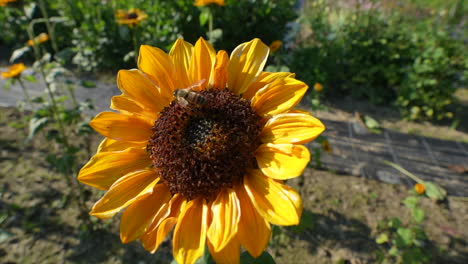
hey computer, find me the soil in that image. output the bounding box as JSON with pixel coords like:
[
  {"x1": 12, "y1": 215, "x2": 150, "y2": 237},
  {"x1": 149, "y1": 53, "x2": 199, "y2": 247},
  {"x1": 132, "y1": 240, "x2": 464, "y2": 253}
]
[{"x1": 0, "y1": 106, "x2": 467, "y2": 264}]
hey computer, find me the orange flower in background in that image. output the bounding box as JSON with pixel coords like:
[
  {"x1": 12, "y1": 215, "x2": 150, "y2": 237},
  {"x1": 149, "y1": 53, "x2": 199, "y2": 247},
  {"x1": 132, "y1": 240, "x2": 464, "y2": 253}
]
[
  {"x1": 314, "y1": 82, "x2": 323, "y2": 92},
  {"x1": 1, "y1": 63, "x2": 25, "y2": 79},
  {"x1": 115, "y1": 8, "x2": 148, "y2": 26},
  {"x1": 194, "y1": 0, "x2": 225, "y2": 6},
  {"x1": 0, "y1": 0, "x2": 17, "y2": 7},
  {"x1": 78, "y1": 37, "x2": 325, "y2": 264},
  {"x1": 269, "y1": 40, "x2": 282, "y2": 53},
  {"x1": 414, "y1": 183, "x2": 425, "y2": 194},
  {"x1": 27, "y1": 33, "x2": 49, "y2": 46}
]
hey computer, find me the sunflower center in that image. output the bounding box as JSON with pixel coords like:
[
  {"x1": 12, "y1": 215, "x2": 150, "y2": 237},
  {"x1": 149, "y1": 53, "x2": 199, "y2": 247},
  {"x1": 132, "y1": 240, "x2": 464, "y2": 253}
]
[
  {"x1": 126, "y1": 12, "x2": 138, "y2": 19},
  {"x1": 147, "y1": 89, "x2": 263, "y2": 200}
]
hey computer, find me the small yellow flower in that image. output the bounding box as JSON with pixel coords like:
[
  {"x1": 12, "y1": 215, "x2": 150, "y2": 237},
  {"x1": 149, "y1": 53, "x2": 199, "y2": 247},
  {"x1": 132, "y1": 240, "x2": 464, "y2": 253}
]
[
  {"x1": 414, "y1": 183, "x2": 425, "y2": 194},
  {"x1": 322, "y1": 140, "x2": 332, "y2": 153},
  {"x1": 314, "y1": 82, "x2": 323, "y2": 92},
  {"x1": 194, "y1": 0, "x2": 225, "y2": 6},
  {"x1": 115, "y1": 8, "x2": 148, "y2": 27},
  {"x1": 0, "y1": 0, "x2": 17, "y2": 7},
  {"x1": 1, "y1": 63, "x2": 25, "y2": 79},
  {"x1": 27, "y1": 33, "x2": 49, "y2": 46},
  {"x1": 78, "y1": 37, "x2": 325, "y2": 264},
  {"x1": 269, "y1": 40, "x2": 282, "y2": 53}
]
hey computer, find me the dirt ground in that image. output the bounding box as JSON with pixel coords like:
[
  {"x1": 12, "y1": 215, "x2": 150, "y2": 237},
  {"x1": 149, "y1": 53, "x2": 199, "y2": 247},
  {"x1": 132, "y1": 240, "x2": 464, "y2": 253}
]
[{"x1": 0, "y1": 105, "x2": 467, "y2": 264}]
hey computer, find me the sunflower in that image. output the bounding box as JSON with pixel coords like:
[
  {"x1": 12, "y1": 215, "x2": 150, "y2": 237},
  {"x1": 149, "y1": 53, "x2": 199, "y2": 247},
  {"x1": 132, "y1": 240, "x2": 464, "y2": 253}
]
[
  {"x1": 78, "y1": 37, "x2": 325, "y2": 264},
  {"x1": 1, "y1": 63, "x2": 25, "y2": 79},
  {"x1": 194, "y1": 0, "x2": 225, "y2": 6},
  {"x1": 27, "y1": 33, "x2": 49, "y2": 46},
  {"x1": 414, "y1": 183, "x2": 425, "y2": 195},
  {"x1": 115, "y1": 8, "x2": 147, "y2": 26},
  {"x1": 314, "y1": 82, "x2": 323, "y2": 93},
  {"x1": 269, "y1": 40, "x2": 282, "y2": 53}
]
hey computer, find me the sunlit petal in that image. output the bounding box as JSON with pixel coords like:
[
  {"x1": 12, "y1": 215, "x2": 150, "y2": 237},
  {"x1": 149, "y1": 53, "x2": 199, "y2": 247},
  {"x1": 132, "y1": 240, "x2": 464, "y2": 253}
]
[
  {"x1": 207, "y1": 188, "x2": 240, "y2": 252},
  {"x1": 228, "y1": 38, "x2": 269, "y2": 95},
  {"x1": 78, "y1": 148, "x2": 151, "y2": 190},
  {"x1": 169, "y1": 38, "x2": 194, "y2": 89},
  {"x1": 256, "y1": 143, "x2": 310, "y2": 180},
  {"x1": 244, "y1": 170, "x2": 302, "y2": 226},
  {"x1": 251, "y1": 77, "x2": 308, "y2": 116},
  {"x1": 90, "y1": 169, "x2": 159, "y2": 219},
  {"x1": 234, "y1": 183, "x2": 271, "y2": 257},
  {"x1": 120, "y1": 183, "x2": 172, "y2": 243},
  {"x1": 173, "y1": 198, "x2": 208, "y2": 264},
  {"x1": 138, "y1": 45, "x2": 176, "y2": 92},
  {"x1": 90, "y1": 111, "x2": 153, "y2": 142}
]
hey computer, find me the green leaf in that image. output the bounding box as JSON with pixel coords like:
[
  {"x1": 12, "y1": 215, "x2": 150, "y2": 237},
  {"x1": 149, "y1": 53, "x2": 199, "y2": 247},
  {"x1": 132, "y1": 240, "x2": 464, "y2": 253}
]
[
  {"x1": 240, "y1": 251, "x2": 276, "y2": 264},
  {"x1": 289, "y1": 210, "x2": 314, "y2": 233},
  {"x1": 376, "y1": 233, "x2": 389, "y2": 244},
  {"x1": 396, "y1": 228, "x2": 414, "y2": 247},
  {"x1": 199, "y1": 9, "x2": 210, "y2": 26},
  {"x1": 23, "y1": 75, "x2": 37, "y2": 83},
  {"x1": 81, "y1": 80, "x2": 96, "y2": 88},
  {"x1": 3, "y1": 78, "x2": 14, "y2": 90},
  {"x1": 28, "y1": 117, "x2": 49, "y2": 140},
  {"x1": 412, "y1": 208, "x2": 425, "y2": 223},
  {"x1": 23, "y1": 2, "x2": 37, "y2": 19},
  {"x1": 388, "y1": 218, "x2": 402, "y2": 229},
  {"x1": 363, "y1": 115, "x2": 382, "y2": 133},
  {"x1": 9, "y1": 46, "x2": 31, "y2": 63},
  {"x1": 402, "y1": 196, "x2": 419, "y2": 209},
  {"x1": 423, "y1": 182, "x2": 446, "y2": 201}
]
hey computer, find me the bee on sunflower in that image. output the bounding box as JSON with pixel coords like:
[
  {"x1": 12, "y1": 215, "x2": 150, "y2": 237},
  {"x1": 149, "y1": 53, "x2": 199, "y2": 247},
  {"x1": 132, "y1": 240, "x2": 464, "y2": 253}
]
[{"x1": 78, "y1": 37, "x2": 325, "y2": 264}]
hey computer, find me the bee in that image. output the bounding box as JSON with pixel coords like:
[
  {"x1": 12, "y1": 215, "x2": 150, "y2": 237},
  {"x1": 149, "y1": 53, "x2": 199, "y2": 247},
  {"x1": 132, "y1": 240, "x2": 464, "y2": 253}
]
[{"x1": 173, "y1": 79, "x2": 207, "y2": 107}]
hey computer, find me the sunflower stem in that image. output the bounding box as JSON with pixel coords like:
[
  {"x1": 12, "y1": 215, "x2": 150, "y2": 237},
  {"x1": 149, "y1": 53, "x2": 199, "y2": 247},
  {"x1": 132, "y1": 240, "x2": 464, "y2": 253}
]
[
  {"x1": 208, "y1": 8, "x2": 214, "y2": 45},
  {"x1": 16, "y1": 78, "x2": 32, "y2": 109},
  {"x1": 38, "y1": 0, "x2": 59, "y2": 53},
  {"x1": 132, "y1": 28, "x2": 139, "y2": 65}
]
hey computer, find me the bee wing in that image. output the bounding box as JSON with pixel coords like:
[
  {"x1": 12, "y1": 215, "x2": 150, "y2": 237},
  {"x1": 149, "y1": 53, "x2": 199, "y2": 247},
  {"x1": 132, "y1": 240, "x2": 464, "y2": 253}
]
[{"x1": 186, "y1": 79, "x2": 206, "y2": 91}]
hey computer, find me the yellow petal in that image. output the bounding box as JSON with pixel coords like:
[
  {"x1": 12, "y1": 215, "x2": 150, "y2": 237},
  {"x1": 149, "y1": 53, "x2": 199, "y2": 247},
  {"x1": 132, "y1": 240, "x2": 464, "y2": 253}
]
[
  {"x1": 173, "y1": 197, "x2": 208, "y2": 264},
  {"x1": 243, "y1": 71, "x2": 295, "y2": 100},
  {"x1": 138, "y1": 45, "x2": 176, "y2": 92},
  {"x1": 260, "y1": 112, "x2": 325, "y2": 144},
  {"x1": 169, "y1": 38, "x2": 194, "y2": 89},
  {"x1": 90, "y1": 169, "x2": 159, "y2": 219},
  {"x1": 96, "y1": 138, "x2": 146, "y2": 153},
  {"x1": 256, "y1": 143, "x2": 310, "y2": 180},
  {"x1": 251, "y1": 77, "x2": 308, "y2": 116},
  {"x1": 188, "y1": 37, "x2": 216, "y2": 91},
  {"x1": 244, "y1": 170, "x2": 302, "y2": 226},
  {"x1": 234, "y1": 183, "x2": 271, "y2": 257},
  {"x1": 208, "y1": 236, "x2": 240, "y2": 264},
  {"x1": 144, "y1": 216, "x2": 178, "y2": 253},
  {"x1": 117, "y1": 69, "x2": 171, "y2": 112},
  {"x1": 211, "y1": 50, "x2": 229, "y2": 90},
  {"x1": 78, "y1": 148, "x2": 151, "y2": 190},
  {"x1": 110, "y1": 94, "x2": 158, "y2": 121},
  {"x1": 228, "y1": 38, "x2": 269, "y2": 95},
  {"x1": 90, "y1": 111, "x2": 153, "y2": 142},
  {"x1": 207, "y1": 188, "x2": 240, "y2": 252},
  {"x1": 120, "y1": 183, "x2": 172, "y2": 243},
  {"x1": 141, "y1": 194, "x2": 184, "y2": 253}
]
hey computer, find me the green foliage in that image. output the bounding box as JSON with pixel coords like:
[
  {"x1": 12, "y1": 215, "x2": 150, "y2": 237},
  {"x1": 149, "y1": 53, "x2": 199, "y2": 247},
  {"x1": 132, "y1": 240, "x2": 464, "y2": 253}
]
[
  {"x1": 375, "y1": 192, "x2": 433, "y2": 263},
  {"x1": 396, "y1": 28, "x2": 466, "y2": 121},
  {"x1": 292, "y1": 0, "x2": 467, "y2": 121},
  {"x1": 211, "y1": 0, "x2": 297, "y2": 51}
]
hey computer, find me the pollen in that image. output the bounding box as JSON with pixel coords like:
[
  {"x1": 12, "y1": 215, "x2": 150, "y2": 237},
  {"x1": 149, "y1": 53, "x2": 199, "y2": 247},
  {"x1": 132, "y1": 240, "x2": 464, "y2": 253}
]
[{"x1": 147, "y1": 89, "x2": 263, "y2": 200}]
